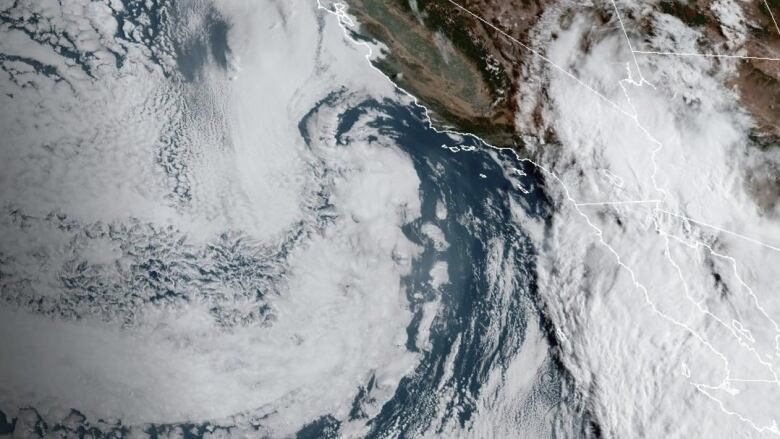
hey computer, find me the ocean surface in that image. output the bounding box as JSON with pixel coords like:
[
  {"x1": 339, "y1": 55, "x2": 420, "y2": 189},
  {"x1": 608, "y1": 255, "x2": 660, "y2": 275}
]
[
  {"x1": 298, "y1": 98, "x2": 573, "y2": 437},
  {"x1": 0, "y1": 2, "x2": 602, "y2": 437}
]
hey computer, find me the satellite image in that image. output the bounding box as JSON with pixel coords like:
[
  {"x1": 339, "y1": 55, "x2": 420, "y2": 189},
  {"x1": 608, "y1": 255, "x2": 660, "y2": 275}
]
[{"x1": 0, "y1": 0, "x2": 778, "y2": 437}]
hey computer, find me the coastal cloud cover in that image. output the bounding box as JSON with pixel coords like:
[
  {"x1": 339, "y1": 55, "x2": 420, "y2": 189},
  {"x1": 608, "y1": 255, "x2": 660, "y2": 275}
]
[{"x1": 518, "y1": 1, "x2": 780, "y2": 436}]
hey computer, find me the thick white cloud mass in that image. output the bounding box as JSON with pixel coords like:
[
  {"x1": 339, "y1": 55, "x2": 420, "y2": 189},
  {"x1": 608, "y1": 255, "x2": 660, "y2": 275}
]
[
  {"x1": 516, "y1": 1, "x2": 780, "y2": 437},
  {"x1": 0, "y1": 0, "x2": 423, "y2": 436}
]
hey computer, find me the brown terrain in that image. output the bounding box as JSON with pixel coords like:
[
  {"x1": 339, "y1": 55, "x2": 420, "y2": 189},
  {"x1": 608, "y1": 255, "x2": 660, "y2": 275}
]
[
  {"x1": 739, "y1": 1, "x2": 780, "y2": 144},
  {"x1": 343, "y1": 0, "x2": 556, "y2": 146},
  {"x1": 344, "y1": 0, "x2": 780, "y2": 149},
  {"x1": 654, "y1": 0, "x2": 780, "y2": 143}
]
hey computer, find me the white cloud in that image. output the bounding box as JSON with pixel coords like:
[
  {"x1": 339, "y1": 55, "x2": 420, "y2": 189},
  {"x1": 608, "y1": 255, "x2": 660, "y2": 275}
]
[
  {"x1": 0, "y1": 1, "x2": 421, "y2": 436},
  {"x1": 524, "y1": 2, "x2": 780, "y2": 436}
]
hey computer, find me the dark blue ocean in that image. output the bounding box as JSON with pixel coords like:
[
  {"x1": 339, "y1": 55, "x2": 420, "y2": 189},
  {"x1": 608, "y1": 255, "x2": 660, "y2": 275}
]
[{"x1": 294, "y1": 96, "x2": 588, "y2": 438}]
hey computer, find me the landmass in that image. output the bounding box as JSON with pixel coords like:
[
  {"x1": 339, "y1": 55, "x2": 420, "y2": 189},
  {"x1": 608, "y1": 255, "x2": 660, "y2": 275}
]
[{"x1": 345, "y1": 0, "x2": 780, "y2": 150}]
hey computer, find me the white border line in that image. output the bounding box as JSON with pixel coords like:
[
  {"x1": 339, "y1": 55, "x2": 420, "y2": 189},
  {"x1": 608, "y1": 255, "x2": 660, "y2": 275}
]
[
  {"x1": 765, "y1": 0, "x2": 780, "y2": 37},
  {"x1": 634, "y1": 50, "x2": 780, "y2": 62}
]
